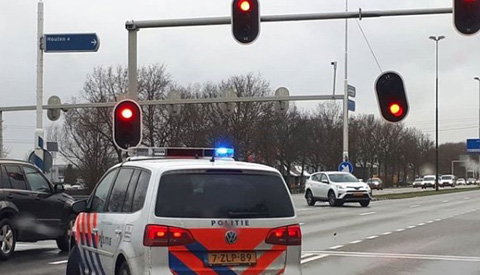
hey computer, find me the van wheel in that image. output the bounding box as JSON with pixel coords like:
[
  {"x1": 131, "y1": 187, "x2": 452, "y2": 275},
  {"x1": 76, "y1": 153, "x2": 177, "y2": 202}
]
[
  {"x1": 66, "y1": 246, "x2": 81, "y2": 275},
  {"x1": 306, "y1": 191, "x2": 316, "y2": 206},
  {"x1": 0, "y1": 219, "x2": 16, "y2": 260},
  {"x1": 118, "y1": 261, "x2": 131, "y2": 275}
]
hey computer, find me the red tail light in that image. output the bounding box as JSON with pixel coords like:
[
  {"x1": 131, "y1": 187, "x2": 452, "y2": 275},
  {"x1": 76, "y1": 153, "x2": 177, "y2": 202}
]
[
  {"x1": 266, "y1": 224, "x2": 301, "y2": 245},
  {"x1": 143, "y1": 225, "x2": 195, "y2": 247}
]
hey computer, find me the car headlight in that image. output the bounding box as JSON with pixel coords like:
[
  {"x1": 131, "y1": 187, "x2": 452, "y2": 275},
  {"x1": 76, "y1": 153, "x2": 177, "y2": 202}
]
[{"x1": 336, "y1": 185, "x2": 345, "y2": 190}]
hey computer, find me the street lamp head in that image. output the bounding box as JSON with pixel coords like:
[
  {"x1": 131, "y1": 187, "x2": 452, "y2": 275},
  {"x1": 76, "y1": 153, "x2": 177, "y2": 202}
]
[
  {"x1": 429, "y1": 35, "x2": 446, "y2": 41},
  {"x1": 474, "y1": 76, "x2": 480, "y2": 81}
]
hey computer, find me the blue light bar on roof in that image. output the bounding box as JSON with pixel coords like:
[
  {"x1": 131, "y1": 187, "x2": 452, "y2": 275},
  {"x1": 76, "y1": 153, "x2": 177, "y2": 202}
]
[{"x1": 215, "y1": 147, "x2": 234, "y2": 158}]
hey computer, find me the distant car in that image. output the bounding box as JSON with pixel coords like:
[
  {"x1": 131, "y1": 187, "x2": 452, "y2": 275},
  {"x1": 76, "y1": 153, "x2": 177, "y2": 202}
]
[
  {"x1": 305, "y1": 172, "x2": 371, "y2": 207},
  {"x1": 439, "y1": 175, "x2": 456, "y2": 187},
  {"x1": 421, "y1": 175, "x2": 436, "y2": 189},
  {"x1": 366, "y1": 178, "x2": 383, "y2": 190},
  {"x1": 457, "y1": 178, "x2": 466, "y2": 185},
  {"x1": 412, "y1": 177, "x2": 423, "y2": 188},
  {"x1": 466, "y1": 178, "x2": 476, "y2": 185}
]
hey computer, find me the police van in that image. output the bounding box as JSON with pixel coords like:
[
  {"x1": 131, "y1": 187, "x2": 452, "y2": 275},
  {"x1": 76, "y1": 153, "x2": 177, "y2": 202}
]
[{"x1": 67, "y1": 147, "x2": 302, "y2": 275}]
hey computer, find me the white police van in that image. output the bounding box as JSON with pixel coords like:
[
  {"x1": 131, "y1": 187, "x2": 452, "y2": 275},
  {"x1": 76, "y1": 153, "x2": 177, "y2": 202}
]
[{"x1": 67, "y1": 147, "x2": 301, "y2": 275}]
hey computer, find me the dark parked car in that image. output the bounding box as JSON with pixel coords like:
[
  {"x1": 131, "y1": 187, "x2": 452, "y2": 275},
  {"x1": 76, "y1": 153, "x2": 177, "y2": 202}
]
[
  {"x1": 0, "y1": 160, "x2": 76, "y2": 260},
  {"x1": 366, "y1": 178, "x2": 383, "y2": 190}
]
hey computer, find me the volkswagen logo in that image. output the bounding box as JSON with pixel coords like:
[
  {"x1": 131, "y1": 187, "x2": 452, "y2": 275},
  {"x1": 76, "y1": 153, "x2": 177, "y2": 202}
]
[{"x1": 225, "y1": 231, "x2": 237, "y2": 244}]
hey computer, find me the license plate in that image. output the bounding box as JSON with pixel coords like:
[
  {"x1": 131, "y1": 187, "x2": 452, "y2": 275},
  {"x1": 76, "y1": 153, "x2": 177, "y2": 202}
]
[
  {"x1": 208, "y1": 252, "x2": 256, "y2": 266},
  {"x1": 353, "y1": 192, "x2": 363, "y2": 197}
]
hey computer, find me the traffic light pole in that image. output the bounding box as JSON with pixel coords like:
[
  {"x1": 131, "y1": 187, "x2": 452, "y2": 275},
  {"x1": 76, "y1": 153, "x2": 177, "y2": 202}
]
[
  {"x1": 125, "y1": 7, "x2": 452, "y2": 163},
  {"x1": 0, "y1": 95, "x2": 344, "y2": 113}
]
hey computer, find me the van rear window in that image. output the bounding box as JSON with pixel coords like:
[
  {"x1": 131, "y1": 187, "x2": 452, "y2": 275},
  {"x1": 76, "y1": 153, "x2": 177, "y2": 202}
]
[{"x1": 155, "y1": 171, "x2": 294, "y2": 218}]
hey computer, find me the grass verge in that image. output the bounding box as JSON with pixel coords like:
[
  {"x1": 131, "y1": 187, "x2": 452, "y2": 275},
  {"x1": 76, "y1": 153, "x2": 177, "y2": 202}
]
[{"x1": 373, "y1": 186, "x2": 480, "y2": 200}]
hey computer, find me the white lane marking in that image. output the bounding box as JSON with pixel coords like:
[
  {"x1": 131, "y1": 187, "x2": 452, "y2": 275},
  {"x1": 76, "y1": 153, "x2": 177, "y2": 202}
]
[
  {"x1": 299, "y1": 223, "x2": 305, "y2": 226},
  {"x1": 442, "y1": 200, "x2": 449, "y2": 203},
  {"x1": 382, "y1": 232, "x2": 392, "y2": 235},
  {"x1": 301, "y1": 254, "x2": 328, "y2": 264},
  {"x1": 349, "y1": 240, "x2": 363, "y2": 244},
  {"x1": 359, "y1": 212, "x2": 376, "y2": 216},
  {"x1": 396, "y1": 228, "x2": 405, "y2": 232},
  {"x1": 302, "y1": 251, "x2": 480, "y2": 262},
  {"x1": 417, "y1": 223, "x2": 426, "y2": 226},
  {"x1": 296, "y1": 208, "x2": 315, "y2": 212},
  {"x1": 301, "y1": 253, "x2": 314, "y2": 259},
  {"x1": 407, "y1": 225, "x2": 416, "y2": 229},
  {"x1": 465, "y1": 197, "x2": 470, "y2": 200},
  {"x1": 410, "y1": 205, "x2": 420, "y2": 208},
  {"x1": 427, "y1": 220, "x2": 434, "y2": 224},
  {"x1": 328, "y1": 245, "x2": 344, "y2": 250},
  {"x1": 49, "y1": 260, "x2": 68, "y2": 265},
  {"x1": 434, "y1": 218, "x2": 441, "y2": 222},
  {"x1": 366, "y1": 235, "x2": 378, "y2": 240}
]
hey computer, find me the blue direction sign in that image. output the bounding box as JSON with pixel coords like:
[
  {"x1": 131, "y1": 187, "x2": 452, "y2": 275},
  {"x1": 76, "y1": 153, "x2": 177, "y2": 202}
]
[
  {"x1": 44, "y1": 33, "x2": 100, "y2": 53},
  {"x1": 348, "y1": 99, "x2": 356, "y2": 112},
  {"x1": 467, "y1": 139, "x2": 480, "y2": 154},
  {"x1": 338, "y1": 161, "x2": 353, "y2": 173}
]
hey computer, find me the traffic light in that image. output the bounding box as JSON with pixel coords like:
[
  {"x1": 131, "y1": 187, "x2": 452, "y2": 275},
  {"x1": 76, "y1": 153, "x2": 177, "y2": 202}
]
[
  {"x1": 232, "y1": 0, "x2": 260, "y2": 44},
  {"x1": 375, "y1": 71, "x2": 409, "y2": 123},
  {"x1": 113, "y1": 99, "x2": 142, "y2": 150},
  {"x1": 454, "y1": 0, "x2": 480, "y2": 35}
]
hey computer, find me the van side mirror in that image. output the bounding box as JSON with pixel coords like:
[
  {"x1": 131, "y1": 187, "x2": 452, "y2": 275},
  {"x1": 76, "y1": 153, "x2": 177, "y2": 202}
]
[{"x1": 72, "y1": 200, "x2": 87, "y2": 213}]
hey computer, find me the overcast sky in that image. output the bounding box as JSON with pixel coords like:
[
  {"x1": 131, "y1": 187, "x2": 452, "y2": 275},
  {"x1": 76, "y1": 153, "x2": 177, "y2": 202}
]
[{"x1": 1, "y1": 0, "x2": 480, "y2": 160}]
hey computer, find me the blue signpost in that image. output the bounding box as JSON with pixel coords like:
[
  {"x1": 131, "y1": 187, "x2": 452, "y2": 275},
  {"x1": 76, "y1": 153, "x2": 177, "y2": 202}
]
[
  {"x1": 466, "y1": 139, "x2": 480, "y2": 154},
  {"x1": 348, "y1": 99, "x2": 355, "y2": 112},
  {"x1": 338, "y1": 161, "x2": 354, "y2": 173},
  {"x1": 44, "y1": 33, "x2": 100, "y2": 52}
]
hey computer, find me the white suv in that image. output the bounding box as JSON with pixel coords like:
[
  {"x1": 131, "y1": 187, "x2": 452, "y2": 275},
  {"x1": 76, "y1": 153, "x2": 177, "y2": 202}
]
[
  {"x1": 305, "y1": 172, "x2": 371, "y2": 207},
  {"x1": 67, "y1": 148, "x2": 301, "y2": 275}
]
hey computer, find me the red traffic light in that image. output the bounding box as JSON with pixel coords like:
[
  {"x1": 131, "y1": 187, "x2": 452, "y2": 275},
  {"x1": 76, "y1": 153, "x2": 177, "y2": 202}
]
[
  {"x1": 454, "y1": 0, "x2": 480, "y2": 35},
  {"x1": 232, "y1": 0, "x2": 260, "y2": 44},
  {"x1": 113, "y1": 99, "x2": 142, "y2": 150},
  {"x1": 389, "y1": 103, "x2": 404, "y2": 117},
  {"x1": 239, "y1": 0, "x2": 251, "y2": 12},
  {"x1": 120, "y1": 108, "x2": 133, "y2": 119},
  {"x1": 375, "y1": 71, "x2": 409, "y2": 123}
]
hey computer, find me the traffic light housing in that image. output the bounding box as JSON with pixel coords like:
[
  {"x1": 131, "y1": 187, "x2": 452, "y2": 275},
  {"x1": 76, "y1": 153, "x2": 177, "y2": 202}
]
[
  {"x1": 232, "y1": 0, "x2": 260, "y2": 44},
  {"x1": 375, "y1": 71, "x2": 409, "y2": 123},
  {"x1": 113, "y1": 99, "x2": 142, "y2": 150},
  {"x1": 454, "y1": 0, "x2": 480, "y2": 35}
]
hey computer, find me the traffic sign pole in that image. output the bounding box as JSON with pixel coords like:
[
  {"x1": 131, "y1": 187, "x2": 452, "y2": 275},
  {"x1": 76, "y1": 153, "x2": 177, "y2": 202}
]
[{"x1": 35, "y1": 1, "x2": 44, "y2": 171}]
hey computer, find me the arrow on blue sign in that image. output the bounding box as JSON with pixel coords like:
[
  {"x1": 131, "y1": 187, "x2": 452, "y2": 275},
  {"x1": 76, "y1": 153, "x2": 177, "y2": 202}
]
[
  {"x1": 338, "y1": 161, "x2": 353, "y2": 173},
  {"x1": 44, "y1": 33, "x2": 100, "y2": 53}
]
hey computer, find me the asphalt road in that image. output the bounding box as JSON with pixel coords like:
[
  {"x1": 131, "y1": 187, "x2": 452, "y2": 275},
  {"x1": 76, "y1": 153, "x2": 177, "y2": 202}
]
[
  {"x1": 294, "y1": 190, "x2": 480, "y2": 275},
  {"x1": 1, "y1": 189, "x2": 479, "y2": 275}
]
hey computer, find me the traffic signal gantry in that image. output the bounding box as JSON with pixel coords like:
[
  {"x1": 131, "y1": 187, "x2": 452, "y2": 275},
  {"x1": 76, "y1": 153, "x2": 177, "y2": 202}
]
[
  {"x1": 375, "y1": 71, "x2": 409, "y2": 123},
  {"x1": 113, "y1": 99, "x2": 142, "y2": 150},
  {"x1": 232, "y1": 0, "x2": 260, "y2": 44}
]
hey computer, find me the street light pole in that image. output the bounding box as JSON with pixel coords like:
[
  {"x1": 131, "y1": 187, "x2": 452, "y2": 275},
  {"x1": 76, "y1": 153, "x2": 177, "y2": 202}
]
[
  {"x1": 429, "y1": 35, "x2": 445, "y2": 192},
  {"x1": 475, "y1": 76, "x2": 480, "y2": 178}
]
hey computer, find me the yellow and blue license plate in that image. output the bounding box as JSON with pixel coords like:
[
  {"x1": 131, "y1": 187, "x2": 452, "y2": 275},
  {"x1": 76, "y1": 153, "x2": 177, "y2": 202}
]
[{"x1": 208, "y1": 252, "x2": 256, "y2": 266}]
